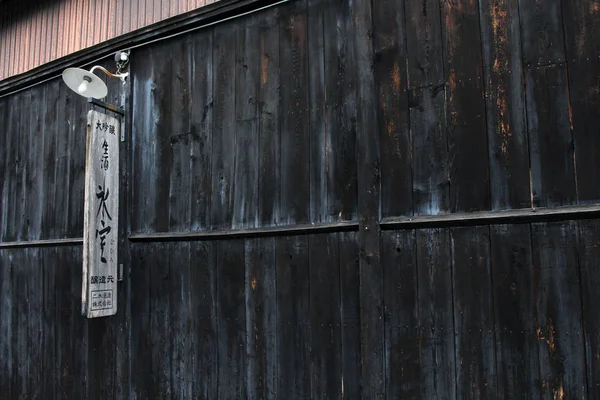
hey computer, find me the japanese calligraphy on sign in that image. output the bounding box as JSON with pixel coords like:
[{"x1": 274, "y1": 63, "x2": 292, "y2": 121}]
[{"x1": 82, "y1": 110, "x2": 119, "y2": 318}]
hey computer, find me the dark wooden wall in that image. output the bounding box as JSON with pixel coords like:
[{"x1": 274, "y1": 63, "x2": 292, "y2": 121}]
[{"x1": 2, "y1": 0, "x2": 600, "y2": 398}]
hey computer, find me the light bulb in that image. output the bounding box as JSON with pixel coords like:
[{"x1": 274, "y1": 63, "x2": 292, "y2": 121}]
[{"x1": 77, "y1": 79, "x2": 89, "y2": 94}]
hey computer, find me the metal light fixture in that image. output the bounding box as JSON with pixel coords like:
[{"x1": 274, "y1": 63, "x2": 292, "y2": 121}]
[{"x1": 62, "y1": 52, "x2": 130, "y2": 99}]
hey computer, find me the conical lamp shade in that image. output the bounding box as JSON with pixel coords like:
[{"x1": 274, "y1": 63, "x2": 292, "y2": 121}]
[{"x1": 62, "y1": 68, "x2": 108, "y2": 99}]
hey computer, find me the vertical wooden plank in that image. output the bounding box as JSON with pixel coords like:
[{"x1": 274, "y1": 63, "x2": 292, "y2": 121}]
[
  {"x1": 0, "y1": 98, "x2": 7, "y2": 239},
  {"x1": 41, "y1": 81, "x2": 59, "y2": 239},
  {"x1": 373, "y1": 0, "x2": 411, "y2": 219},
  {"x1": 233, "y1": 14, "x2": 260, "y2": 228},
  {"x1": 309, "y1": 233, "x2": 342, "y2": 399},
  {"x1": 338, "y1": 231, "x2": 361, "y2": 397},
  {"x1": 130, "y1": 47, "x2": 156, "y2": 233},
  {"x1": 129, "y1": 243, "x2": 152, "y2": 400},
  {"x1": 170, "y1": 242, "x2": 192, "y2": 400},
  {"x1": 352, "y1": 0, "x2": 383, "y2": 394},
  {"x1": 478, "y1": 0, "x2": 530, "y2": 210},
  {"x1": 276, "y1": 235, "x2": 310, "y2": 398},
  {"x1": 405, "y1": 0, "x2": 448, "y2": 216},
  {"x1": 5, "y1": 93, "x2": 20, "y2": 241},
  {"x1": 67, "y1": 83, "x2": 86, "y2": 238},
  {"x1": 518, "y1": 0, "x2": 565, "y2": 66},
  {"x1": 18, "y1": 90, "x2": 31, "y2": 240},
  {"x1": 525, "y1": 64, "x2": 576, "y2": 207},
  {"x1": 55, "y1": 247, "x2": 88, "y2": 399},
  {"x1": 416, "y1": 228, "x2": 455, "y2": 399},
  {"x1": 151, "y1": 243, "x2": 172, "y2": 398},
  {"x1": 189, "y1": 29, "x2": 213, "y2": 231},
  {"x1": 211, "y1": 23, "x2": 237, "y2": 229},
  {"x1": 279, "y1": 0, "x2": 310, "y2": 225},
  {"x1": 578, "y1": 219, "x2": 600, "y2": 397},
  {"x1": 562, "y1": 0, "x2": 600, "y2": 202},
  {"x1": 443, "y1": 1, "x2": 490, "y2": 212},
  {"x1": 12, "y1": 250, "x2": 24, "y2": 397},
  {"x1": 323, "y1": 0, "x2": 358, "y2": 221},
  {"x1": 245, "y1": 237, "x2": 278, "y2": 400},
  {"x1": 168, "y1": 37, "x2": 192, "y2": 232},
  {"x1": 217, "y1": 239, "x2": 246, "y2": 398},
  {"x1": 54, "y1": 84, "x2": 71, "y2": 238},
  {"x1": 189, "y1": 241, "x2": 218, "y2": 398},
  {"x1": 490, "y1": 224, "x2": 540, "y2": 399},
  {"x1": 27, "y1": 248, "x2": 43, "y2": 398},
  {"x1": 28, "y1": 78, "x2": 44, "y2": 241},
  {"x1": 452, "y1": 226, "x2": 497, "y2": 399},
  {"x1": 0, "y1": 94, "x2": 15, "y2": 241},
  {"x1": 258, "y1": 8, "x2": 280, "y2": 226},
  {"x1": 39, "y1": 247, "x2": 55, "y2": 399},
  {"x1": 88, "y1": 314, "x2": 117, "y2": 397},
  {"x1": 381, "y1": 230, "x2": 420, "y2": 399},
  {"x1": 531, "y1": 221, "x2": 587, "y2": 399},
  {"x1": 307, "y1": 0, "x2": 326, "y2": 223},
  {"x1": 0, "y1": 249, "x2": 14, "y2": 398}
]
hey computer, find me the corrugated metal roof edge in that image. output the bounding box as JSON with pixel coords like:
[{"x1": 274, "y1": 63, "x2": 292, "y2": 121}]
[{"x1": 0, "y1": 0, "x2": 283, "y2": 97}]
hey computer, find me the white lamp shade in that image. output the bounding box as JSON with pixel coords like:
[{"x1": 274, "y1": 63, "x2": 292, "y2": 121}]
[{"x1": 62, "y1": 67, "x2": 108, "y2": 99}]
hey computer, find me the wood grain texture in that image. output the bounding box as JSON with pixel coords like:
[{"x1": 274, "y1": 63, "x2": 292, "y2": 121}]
[
  {"x1": 478, "y1": 0, "x2": 530, "y2": 210},
  {"x1": 382, "y1": 230, "x2": 420, "y2": 399},
  {"x1": 577, "y1": 219, "x2": 600, "y2": 398},
  {"x1": 373, "y1": 0, "x2": 412, "y2": 219},
  {"x1": 452, "y1": 226, "x2": 497, "y2": 399},
  {"x1": 531, "y1": 221, "x2": 587, "y2": 399},
  {"x1": 416, "y1": 228, "x2": 455, "y2": 400},
  {"x1": 443, "y1": 0, "x2": 490, "y2": 213},
  {"x1": 490, "y1": 224, "x2": 540, "y2": 399}
]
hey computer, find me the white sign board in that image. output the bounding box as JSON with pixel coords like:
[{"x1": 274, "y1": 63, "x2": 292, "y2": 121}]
[{"x1": 82, "y1": 110, "x2": 119, "y2": 318}]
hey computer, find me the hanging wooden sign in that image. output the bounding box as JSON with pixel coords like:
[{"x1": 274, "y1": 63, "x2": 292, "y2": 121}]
[{"x1": 82, "y1": 110, "x2": 120, "y2": 318}]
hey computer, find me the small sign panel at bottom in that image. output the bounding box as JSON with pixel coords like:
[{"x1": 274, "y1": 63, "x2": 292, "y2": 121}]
[{"x1": 91, "y1": 290, "x2": 114, "y2": 311}]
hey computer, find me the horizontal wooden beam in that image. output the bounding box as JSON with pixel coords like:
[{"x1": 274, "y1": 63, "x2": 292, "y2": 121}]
[
  {"x1": 380, "y1": 204, "x2": 600, "y2": 229},
  {"x1": 0, "y1": 238, "x2": 83, "y2": 249},
  {"x1": 128, "y1": 220, "x2": 360, "y2": 242}
]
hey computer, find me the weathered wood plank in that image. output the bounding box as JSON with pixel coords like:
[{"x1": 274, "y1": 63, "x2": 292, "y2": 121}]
[
  {"x1": 189, "y1": 28, "x2": 214, "y2": 231},
  {"x1": 525, "y1": 64, "x2": 576, "y2": 207},
  {"x1": 518, "y1": 0, "x2": 565, "y2": 66},
  {"x1": 490, "y1": 224, "x2": 540, "y2": 399},
  {"x1": 190, "y1": 241, "x2": 218, "y2": 398},
  {"x1": 150, "y1": 243, "x2": 172, "y2": 398},
  {"x1": 130, "y1": 45, "x2": 156, "y2": 233},
  {"x1": 41, "y1": 246, "x2": 56, "y2": 398},
  {"x1": 276, "y1": 235, "x2": 310, "y2": 398},
  {"x1": 577, "y1": 219, "x2": 600, "y2": 398},
  {"x1": 129, "y1": 243, "x2": 152, "y2": 400},
  {"x1": 258, "y1": 7, "x2": 280, "y2": 226},
  {"x1": 382, "y1": 229, "x2": 420, "y2": 399},
  {"x1": 373, "y1": 0, "x2": 411, "y2": 219},
  {"x1": 211, "y1": 22, "x2": 237, "y2": 229},
  {"x1": 170, "y1": 242, "x2": 193, "y2": 399},
  {"x1": 54, "y1": 83, "x2": 70, "y2": 238},
  {"x1": 452, "y1": 226, "x2": 497, "y2": 399},
  {"x1": 309, "y1": 233, "x2": 342, "y2": 399},
  {"x1": 443, "y1": 0, "x2": 490, "y2": 213},
  {"x1": 531, "y1": 221, "x2": 587, "y2": 399},
  {"x1": 245, "y1": 237, "x2": 277, "y2": 400},
  {"x1": 339, "y1": 231, "x2": 361, "y2": 397},
  {"x1": 0, "y1": 249, "x2": 14, "y2": 397},
  {"x1": 352, "y1": 0, "x2": 384, "y2": 394},
  {"x1": 4, "y1": 92, "x2": 20, "y2": 241},
  {"x1": 41, "y1": 81, "x2": 59, "y2": 240},
  {"x1": 216, "y1": 239, "x2": 247, "y2": 398},
  {"x1": 0, "y1": 97, "x2": 8, "y2": 242},
  {"x1": 416, "y1": 228, "x2": 455, "y2": 399},
  {"x1": 279, "y1": 0, "x2": 310, "y2": 225},
  {"x1": 405, "y1": 0, "x2": 444, "y2": 88},
  {"x1": 233, "y1": 14, "x2": 260, "y2": 228},
  {"x1": 168, "y1": 36, "x2": 192, "y2": 232},
  {"x1": 18, "y1": 90, "x2": 31, "y2": 241},
  {"x1": 322, "y1": 0, "x2": 358, "y2": 221},
  {"x1": 307, "y1": 0, "x2": 326, "y2": 223},
  {"x1": 478, "y1": 0, "x2": 530, "y2": 210}
]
